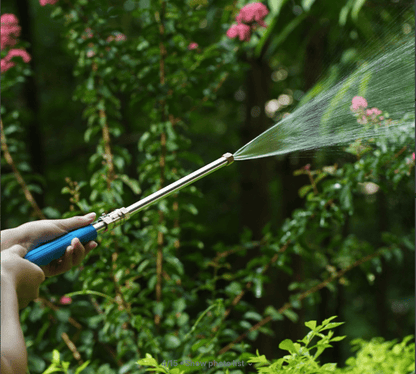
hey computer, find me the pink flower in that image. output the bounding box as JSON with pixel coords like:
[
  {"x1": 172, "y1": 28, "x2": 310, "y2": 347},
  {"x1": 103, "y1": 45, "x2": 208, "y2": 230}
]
[
  {"x1": 82, "y1": 28, "x2": 94, "y2": 40},
  {"x1": 351, "y1": 96, "x2": 368, "y2": 111},
  {"x1": 60, "y1": 296, "x2": 72, "y2": 305},
  {"x1": 1, "y1": 48, "x2": 31, "y2": 73},
  {"x1": 1, "y1": 14, "x2": 21, "y2": 50},
  {"x1": 366, "y1": 107, "x2": 382, "y2": 116},
  {"x1": 1, "y1": 58, "x2": 15, "y2": 72},
  {"x1": 413, "y1": 152, "x2": 415, "y2": 161},
  {"x1": 115, "y1": 33, "x2": 126, "y2": 42},
  {"x1": 5, "y1": 48, "x2": 31, "y2": 63},
  {"x1": 1, "y1": 13, "x2": 19, "y2": 25},
  {"x1": 106, "y1": 33, "x2": 126, "y2": 43},
  {"x1": 357, "y1": 115, "x2": 368, "y2": 125},
  {"x1": 226, "y1": 23, "x2": 251, "y2": 41},
  {"x1": 39, "y1": 0, "x2": 59, "y2": 6},
  {"x1": 86, "y1": 50, "x2": 95, "y2": 58},
  {"x1": 188, "y1": 42, "x2": 198, "y2": 50},
  {"x1": 236, "y1": 2, "x2": 269, "y2": 27}
]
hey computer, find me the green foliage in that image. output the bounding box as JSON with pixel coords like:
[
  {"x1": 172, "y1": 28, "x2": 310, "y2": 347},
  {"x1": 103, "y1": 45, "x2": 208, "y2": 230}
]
[
  {"x1": 135, "y1": 318, "x2": 415, "y2": 374},
  {"x1": 1, "y1": 1, "x2": 414, "y2": 373},
  {"x1": 39, "y1": 350, "x2": 89, "y2": 374}
]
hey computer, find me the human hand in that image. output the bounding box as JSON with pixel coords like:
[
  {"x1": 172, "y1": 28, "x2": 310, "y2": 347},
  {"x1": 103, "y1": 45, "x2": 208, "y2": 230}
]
[
  {"x1": 1, "y1": 213, "x2": 98, "y2": 277},
  {"x1": 2, "y1": 246, "x2": 45, "y2": 309}
]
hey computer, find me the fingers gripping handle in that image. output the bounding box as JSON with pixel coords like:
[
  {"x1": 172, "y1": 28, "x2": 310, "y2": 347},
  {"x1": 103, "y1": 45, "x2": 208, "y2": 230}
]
[{"x1": 24, "y1": 225, "x2": 98, "y2": 266}]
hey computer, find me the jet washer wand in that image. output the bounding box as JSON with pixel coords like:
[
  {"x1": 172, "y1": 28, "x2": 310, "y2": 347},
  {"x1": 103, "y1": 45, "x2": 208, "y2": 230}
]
[{"x1": 24, "y1": 153, "x2": 234, "y2": 266}]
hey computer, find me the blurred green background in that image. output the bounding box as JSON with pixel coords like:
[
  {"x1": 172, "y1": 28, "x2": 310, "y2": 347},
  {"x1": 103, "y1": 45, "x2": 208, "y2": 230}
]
[{"x1": 1, "y1": 0, "x2": 414, "y2": 366}]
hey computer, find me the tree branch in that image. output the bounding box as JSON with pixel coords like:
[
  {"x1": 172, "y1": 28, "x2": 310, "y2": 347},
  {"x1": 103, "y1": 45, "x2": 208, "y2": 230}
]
[{"x1": 1, "y1": 120, "x2": 45, "y2": 220}]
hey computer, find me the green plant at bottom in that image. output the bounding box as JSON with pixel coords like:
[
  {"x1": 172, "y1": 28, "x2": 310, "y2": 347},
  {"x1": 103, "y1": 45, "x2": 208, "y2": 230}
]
[
  {"x1": 133, "y1": 316, "x2": 414, "y2": 374},
  {"x1": 36, "y1": 349, "x2": 89, "y2": 374},
  {"x1": 38, "y1": 316, "x2": 415, "y2": 373}
]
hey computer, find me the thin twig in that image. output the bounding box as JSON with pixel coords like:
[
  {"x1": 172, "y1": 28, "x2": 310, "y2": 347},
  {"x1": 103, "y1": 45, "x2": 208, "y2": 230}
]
[
  {"x1": 61, "y1": 332, "x2": 84, "y2": 365},
  {"x1": 111, "y1": 251, "x2": 141, "y2": 357},
  {"x1": 218, "y1": 248, "x2": 384, "y2": 354},
  {"x1": 35, "y1": 297, "x2": 82, "y2": 329},
  {"x1": 99, "y1": 107, "x2": 115, "y2": 189},
  {"x1": 154, "y1": 1, "x2": 167, "y2": 327},
  {"x1": 1, "y1": 120, "x2": 46, "y2": 219}
]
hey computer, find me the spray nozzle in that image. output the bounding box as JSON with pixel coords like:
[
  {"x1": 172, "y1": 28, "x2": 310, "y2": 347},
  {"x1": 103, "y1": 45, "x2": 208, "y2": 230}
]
[{"x1": 222, "y1": 152, "x2": 234, "y2": 165}]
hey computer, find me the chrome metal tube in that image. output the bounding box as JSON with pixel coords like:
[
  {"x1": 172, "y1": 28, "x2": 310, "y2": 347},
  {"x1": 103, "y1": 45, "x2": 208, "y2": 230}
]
[{"x1": 93, "y1": 153, "x2": 234, "y2": 233}]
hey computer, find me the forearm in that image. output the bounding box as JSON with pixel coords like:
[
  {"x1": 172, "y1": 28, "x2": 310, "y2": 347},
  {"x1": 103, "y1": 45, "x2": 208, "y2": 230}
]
[{"x1": 1, "y1": 275, "x2": 28, "y2": 374}]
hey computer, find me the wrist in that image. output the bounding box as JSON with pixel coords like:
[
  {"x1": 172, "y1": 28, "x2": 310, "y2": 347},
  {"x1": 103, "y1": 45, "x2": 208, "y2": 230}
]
[{"x1": 1, "y1": 271, "x2": 17, "y2": 291}]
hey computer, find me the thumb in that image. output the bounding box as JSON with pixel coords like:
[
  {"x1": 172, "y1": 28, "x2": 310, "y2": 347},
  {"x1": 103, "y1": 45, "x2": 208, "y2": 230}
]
[{"x1": 56, "y1": 212, "x2": 97, "y2": 232}]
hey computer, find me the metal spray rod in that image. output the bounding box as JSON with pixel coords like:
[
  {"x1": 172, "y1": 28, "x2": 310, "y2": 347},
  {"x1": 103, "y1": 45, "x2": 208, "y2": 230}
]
[{"x1": 24, "y1": 153, "x2": 234, "y2": 266}]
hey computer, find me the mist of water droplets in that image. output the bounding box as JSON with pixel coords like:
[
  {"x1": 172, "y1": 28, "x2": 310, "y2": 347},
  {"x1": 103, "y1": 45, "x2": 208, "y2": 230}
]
[{"x1": 233, "y1": 34, "x2": 415, "y2": 161}]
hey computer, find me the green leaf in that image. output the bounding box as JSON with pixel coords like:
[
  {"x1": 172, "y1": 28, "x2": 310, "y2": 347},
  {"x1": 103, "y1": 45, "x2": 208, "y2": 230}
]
[
  {"x1": 268, "y1": 0, "x2": 289, "y2": 16},
  {"x1": 75, "y1": 360, "x2": 91, "y2": 374},
  {"x1": 340, "y1": 184, "x2": 353, "y2": 212},
  {"x1": 137, "y1": 356, "x2": 158, "y2": 367},
  {"x1": 243, "y1": 311, "x2": 263, "y2": 321},
  {"x1": 351, "y1": 0, "x2": 366, "y2": 20},
  {"x1": 302, "y1": 0, "x2": 315, "y2": 11},
  {"x1": 305, "y1": 320, "x2": 317, "y2": 330},
  {"x1": 64, "y1": 290, "x2": 115, "y2": 302},
  {"x1": 52, "y1": 350, "x2": 60, "y2": 364},
  {"x1": 191, "y1": 338, "x2": 209, "y2": 352},
  {"x1": 339, "y1": 0, "x2": 354, "y2": 26},
  {"x1": 357, "y1": 65, "x2": 371, "y2": 98},
  {"x1": 279, "y1": 339, "x2": 296, "y2": 353},
  {"x1": 330, "y1": 335, "x2": 347, "y2": 342},
  {"x1": 322, "y1": 316, "x2": 339, "y2": 326},
  {"x1": 43, "y1": 207, "x2": 61, "y2": 219},
  {"x1": 41, "y1": 366, "x2": 62, "y2": 374},
  {"x1": 321, "y1": 322, "x2": 345, "y2": 331},
  {"x1": 119, "y1": 174, "x2": 141, "y2": 194},
  {"x1": 264, "y1": 306, "x2": 284, "y2": 321},
  {"x1": 153, "y1": 302, "x2": 164, "y2": 317},
  {"x1": 165, "y1": 334, "x2": 181, "y2": 349},
  {"x1": 299, "y1": 185, "x2": 312, "y2": 198},
  {"x1": 283, "y1": 308, "x2": 299, "y2": 323}
]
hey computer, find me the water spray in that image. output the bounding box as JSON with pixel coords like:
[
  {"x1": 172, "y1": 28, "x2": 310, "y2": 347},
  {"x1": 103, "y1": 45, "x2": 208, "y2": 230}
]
[{"x1": 24, "y1": 153, "x2": 235, "y2": 266}]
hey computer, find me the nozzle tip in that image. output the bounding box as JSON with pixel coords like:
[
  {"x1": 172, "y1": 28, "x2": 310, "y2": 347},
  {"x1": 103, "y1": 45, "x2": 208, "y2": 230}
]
[{"x1": 222, "y1": 152, "x2": 234, "y2": 165}]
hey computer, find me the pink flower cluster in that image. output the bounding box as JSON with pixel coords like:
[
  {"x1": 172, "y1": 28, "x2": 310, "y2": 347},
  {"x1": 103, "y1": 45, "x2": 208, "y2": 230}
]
[
  {"x1": 350, "y1": 96, "x2": 384, "y2": 125},
  {"x1": 39, "y1": 0, "x2": 59, "y2": 6},
  {"x1": 1, "y1": 14, "x2": 31, "y2": 73},
  {"x1": 1, "y1": 13, "x2": 20, "y2": 50},
  {"x1": 106, "y1": 33, "x2": 127, "y2": 43},
  {"x1": 60, "y1": 296, "x2": 72, "y2": 305},
  {"x1": 226, "y1": 2, "x2": 269, "y2": 42},
  {"x1": 82, "y1": 29, "x2": 127, "y2": 58},
  {"x1": 350, "y1": 96, "x2": 367, "y2": 111},
  {"x1": 236, "y1": 2, "x2": 268, "y2": 27},
  {"x1": 188, "y1": 42, "x2": 198, "y2": 50}
]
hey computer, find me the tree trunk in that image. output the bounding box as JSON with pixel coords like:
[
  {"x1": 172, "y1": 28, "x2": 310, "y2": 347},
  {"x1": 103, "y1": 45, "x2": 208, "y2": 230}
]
[
  {"x1": 238, "y1": 59, "x2": 273, "y2": 240},
  {"x1": 16, "y1": 0, "x2": 44, "y2": 209}
]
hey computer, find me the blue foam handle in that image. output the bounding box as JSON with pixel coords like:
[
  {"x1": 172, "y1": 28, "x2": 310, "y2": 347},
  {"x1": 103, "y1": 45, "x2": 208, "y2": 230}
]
[{"x1": 24, "y1": 225, "x2": 98, "y2": 266}]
